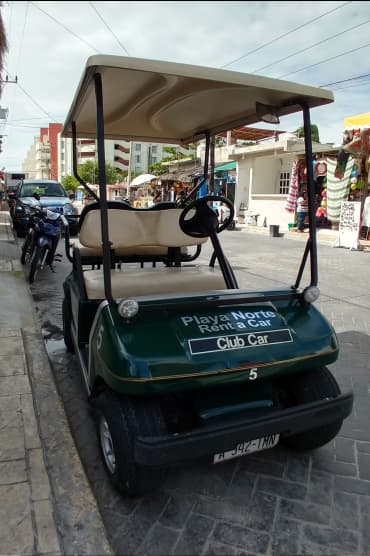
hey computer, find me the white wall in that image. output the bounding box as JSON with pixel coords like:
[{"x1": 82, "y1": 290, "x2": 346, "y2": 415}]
[
  {"x1": 250, "y1": 195, "x2": 294, "y2": 230},
  {"x1": 235, "y1": 154, "x2": 295, "y2": 230}
]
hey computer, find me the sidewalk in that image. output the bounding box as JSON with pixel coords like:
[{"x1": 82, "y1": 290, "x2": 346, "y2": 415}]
[
  {"x1": 0, "y1": 210, "x2": 112, "y2": 556},
  {"x1": 237, "y1": 221, "x2": 370, "y2": 250}
]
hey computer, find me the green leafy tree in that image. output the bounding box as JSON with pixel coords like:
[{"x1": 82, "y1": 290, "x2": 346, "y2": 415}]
[
  {"x1": 294, "y1": 124, "x2": 320, "y2": 143},
  {"x1": 148, "y1": 161, "x2": 168, "y2": 175},
  {"x1": 65, "y1": 160, "x2": 121, "y2": 186},
  {"x1": 149, "y1": 144, "x2": 196, "y2": 174},
  {"x1": 61, "y1": 175, "x2": 79, "y2": 192}
]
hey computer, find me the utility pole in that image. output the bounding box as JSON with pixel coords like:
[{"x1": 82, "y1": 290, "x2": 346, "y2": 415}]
[{"x1": 0, "y1": 75, "x2": 18, "y2": 85}]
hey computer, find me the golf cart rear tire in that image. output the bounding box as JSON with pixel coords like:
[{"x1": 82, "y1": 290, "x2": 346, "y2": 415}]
[
  {"x1": 94, "y1": 390, "x2": 167, "y2": 498},
  {"x1": 62, "y1": 296, "x2": 75, "y2": 353},
  {"x1": 281, "y1": 367, "x2": 343, "y2": 451}
]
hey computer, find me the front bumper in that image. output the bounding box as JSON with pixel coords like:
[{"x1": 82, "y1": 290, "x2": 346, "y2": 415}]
[{"x1": 134, "y1": 392, "x2": 353, "y2": 466}]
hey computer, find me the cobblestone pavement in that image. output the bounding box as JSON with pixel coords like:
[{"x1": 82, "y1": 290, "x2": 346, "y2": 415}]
[{"x1": 25, "y1": 231, "x2": 370, "y2": 556}]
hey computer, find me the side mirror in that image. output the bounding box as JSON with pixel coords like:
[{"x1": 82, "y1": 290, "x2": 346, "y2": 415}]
[{"x1": 69, "y1": 193, "x2": 76, "y2": 200}]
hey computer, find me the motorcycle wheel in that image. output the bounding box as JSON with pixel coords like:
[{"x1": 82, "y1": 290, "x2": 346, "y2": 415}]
[
  {"x1": 29, "y1": 246, "x2": 45, "y2": 284},
  {"x1": 21, "y1": 231, "x2": 35, "y2": 265}
]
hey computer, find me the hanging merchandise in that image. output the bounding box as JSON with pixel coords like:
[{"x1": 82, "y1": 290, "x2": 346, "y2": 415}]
[
  {"x1": 285, "y1": 159, "x2": 300, "y2": 213},
  {"x1": 314, "y1": 160, "x2": 327, "y2": 176},
  {"x1": 343, "y1": 132, "x2": 362, "y2": 155},
  {"x1": 326, "y1": 156, "x2": 354, "y2": 223},
  {"x1": 334, "y1": 150, "x2": 350, "y2": 180}
]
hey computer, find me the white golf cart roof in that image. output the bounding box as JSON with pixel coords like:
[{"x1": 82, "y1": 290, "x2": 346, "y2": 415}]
[{"x1": 61, "y1": 54, "x2": 334, "y2": 145}]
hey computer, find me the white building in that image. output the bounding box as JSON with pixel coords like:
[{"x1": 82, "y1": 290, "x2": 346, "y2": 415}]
[
  {"x1": 196, "y1": 133, "x2": 336, "y2": 231},
  {"x1": 57, "y1": 136, "x2": 191, "y2": 182}
]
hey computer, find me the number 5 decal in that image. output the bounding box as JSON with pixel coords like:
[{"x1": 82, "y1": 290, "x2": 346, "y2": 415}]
[
  {"x1": 97, "y1": 325, "x2": 104, "y2": 350},
  {"x1": 249, "y1": 368, "x2": 258, "y2": 380}
]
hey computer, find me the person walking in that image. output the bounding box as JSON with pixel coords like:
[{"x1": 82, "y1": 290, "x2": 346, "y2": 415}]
[{"x1": 296, "y1": 190, "x2": 308, "y2": 232}]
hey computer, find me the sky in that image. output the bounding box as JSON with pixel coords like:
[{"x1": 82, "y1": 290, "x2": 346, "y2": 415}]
[{"x1": 1, "y1": 0, "x2": 370, "y2": 172}]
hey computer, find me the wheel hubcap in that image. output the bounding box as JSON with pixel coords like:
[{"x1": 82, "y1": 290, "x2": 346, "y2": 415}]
[{"x1": 99, "y1": 417, "x2": 116, "y2": 473}]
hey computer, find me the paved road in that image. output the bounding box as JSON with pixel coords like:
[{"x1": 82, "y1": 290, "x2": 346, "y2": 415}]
[{"x1": 21, "y1": 231, "x2": 370, "y2": 556}]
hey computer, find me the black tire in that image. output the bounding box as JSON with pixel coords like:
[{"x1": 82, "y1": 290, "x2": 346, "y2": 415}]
[
  {"x1": 15, "y1": 224, "x2": 26, "y2": 238},
  {"x1": 94, "y1": 390, "x2": 167, "y2": 497},
  {"x1": 20, "y1": 231, "x2": 35, "y2": 265},
  {"x1": 28, "y1": 246, "x2": 44, "y2": 284},
  {"x1": 62, "y1": 296, "x2": 75, "y2": 353},
  {"x1": 281, "y1": 367, "x2": 343, "y2": 451}
]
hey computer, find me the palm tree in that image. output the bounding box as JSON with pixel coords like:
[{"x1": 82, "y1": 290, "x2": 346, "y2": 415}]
[{"x1": 0, "y1": 2, "x2": 8, "y2": 96}]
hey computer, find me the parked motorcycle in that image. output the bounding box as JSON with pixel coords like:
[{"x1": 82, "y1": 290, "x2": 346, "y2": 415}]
[{"x1": 20, "y1": 201, "x2": 65, "y2": 283}]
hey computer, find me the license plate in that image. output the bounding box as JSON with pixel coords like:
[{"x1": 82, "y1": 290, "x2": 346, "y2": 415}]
[{"x1": 213, "y1": 434, "x2": 280, "y2": 464}]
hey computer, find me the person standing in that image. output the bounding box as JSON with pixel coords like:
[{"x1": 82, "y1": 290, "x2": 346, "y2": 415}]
[{"x1": 296, "y1": 190, "x2": 308, "y2": 232}]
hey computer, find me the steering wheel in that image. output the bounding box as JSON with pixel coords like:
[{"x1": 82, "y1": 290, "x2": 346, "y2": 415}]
[{"x1": 179, "y1": 195, "x2": 234, "y2": 238}]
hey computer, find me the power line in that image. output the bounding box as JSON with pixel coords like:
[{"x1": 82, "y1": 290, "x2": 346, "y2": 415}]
[
  {"x1": 253, "y1": 17, "x2": 370, "y2": 74},
  {"x1": 278, "y1": 40, "x2": 370, "y2": 79},
  {"x1": 89, "y1": 1, "x2": 130, "y2": 56},
  {"x1": 331, "y1": 80, "x2": 370, "y2": 91},
  {"x1": 15, "y1": 1, "x2": 29, "y2": 75},
  {"x1": 320, "y1": 72, "x2": 370, "y2": 87},
  {"x1": 2, "y1": 121, "x2": 52, "y2": 129},
  {"x1": 30, "y1": 1, "x2": 99, "y2": 53},
  {"x1": 220, "y1": 1, "x2": 352, "y2": 69},
  {"x1": 16, "y1": 82, "x2": 57, "y2": 121}
]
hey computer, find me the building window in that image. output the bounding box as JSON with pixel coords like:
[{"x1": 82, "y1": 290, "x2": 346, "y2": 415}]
[
  {"x1": 135, "y1": 166, "x2": 141, "y2": 173},
  {"x1": 279, "y1": 172, "x2": 290, "y2": 194},
  {"x1": 135, "y1": 144, "x2": 141, "y2": 152},
  {"x1": 135, "y1": 155, "x2": 141, "y2": 163},
  {"x1": 151, "y1": 145, "x2": 158, "y2": 153},
  {"x1": 151, "y1": 156, "x2": 157, "y2": 164}
]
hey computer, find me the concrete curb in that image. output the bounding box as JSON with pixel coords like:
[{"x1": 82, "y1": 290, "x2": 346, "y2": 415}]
[{"x1": 0, "y1": 211, "x2": 112, "y2": 556}]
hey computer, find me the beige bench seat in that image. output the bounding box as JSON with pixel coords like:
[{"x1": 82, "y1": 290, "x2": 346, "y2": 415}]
[
  {"x1": 73, "y1": 207, "x2": 206, "y2": 261},
  {"x1": 77, "y1": 207, "x2": 221, "y2": 299},
  {"x1": 71, "y1": 239, "x2": 188, "y2": 258},
  {"x1": 83, "y1": 266, "x2": 226, "y2": 299}
]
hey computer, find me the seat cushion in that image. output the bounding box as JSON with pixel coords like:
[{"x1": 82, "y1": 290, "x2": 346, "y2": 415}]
[
  {"x1": 71, "y1": 239, "x2": 188, "y2": 258},
  {"x1": 83, "y1": 266, "x2": 226, "y2": 299}
]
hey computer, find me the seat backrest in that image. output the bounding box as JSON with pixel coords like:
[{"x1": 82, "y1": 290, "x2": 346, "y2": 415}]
[{"x1": 79, "y1": 207, "x2": 207, "y2": 248}]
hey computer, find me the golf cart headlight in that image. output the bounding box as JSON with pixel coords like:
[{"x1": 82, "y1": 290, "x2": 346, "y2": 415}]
[
  {"x1": 117, "y1": 298, "x2": 139, "y2": 319},
  {"x1": 63, "y1": 202, "x2": 73, "y2": 215},
  {"x1": 303, "y1": 286, "x2": 320, "y2": 303}
]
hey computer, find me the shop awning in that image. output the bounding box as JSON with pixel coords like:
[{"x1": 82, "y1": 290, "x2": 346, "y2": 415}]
[
  {"x1": 214, "y1": 162, "x2": 236, "y2": 171},
  {"x1": 343, "y1": 111, "x2": 370, "y2": 130}
]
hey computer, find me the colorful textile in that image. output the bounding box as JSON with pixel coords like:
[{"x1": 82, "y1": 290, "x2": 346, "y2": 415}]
[
  {"x1": 285, "y1": 159, "x2": 299, "y2": 213},
  {"x1": 326, "y1": 156, "x2": 354, "y2": 223}
]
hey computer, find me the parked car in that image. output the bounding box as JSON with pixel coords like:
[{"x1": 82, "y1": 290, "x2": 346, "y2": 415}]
[{"x1": 12, "y1": 179, "x2": 79, "y2": 237}]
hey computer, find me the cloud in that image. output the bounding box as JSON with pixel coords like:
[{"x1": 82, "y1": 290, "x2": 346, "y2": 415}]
[{"x1": 1, "y1": 0, "x2": 370, "y2": 170}]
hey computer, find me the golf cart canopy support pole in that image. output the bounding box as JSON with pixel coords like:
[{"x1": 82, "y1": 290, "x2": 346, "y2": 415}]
[
  {"x1": 94, "y1": 72, "x2": 113, "y2": 302},
  {"x1": 293, "y1": 103, "x2": 318, "y2": 290}
]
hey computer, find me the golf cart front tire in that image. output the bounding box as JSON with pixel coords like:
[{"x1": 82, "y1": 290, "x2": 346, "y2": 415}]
[
  {"x1": 281, "y1": 367, "x2": 343, "y2": 451},
  {"x1": 94, "y1": 390, "x2": 167, "y2": 498}
]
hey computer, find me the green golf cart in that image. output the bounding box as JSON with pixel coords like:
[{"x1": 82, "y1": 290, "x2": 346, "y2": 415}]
[{"x1": 61, "y1": 55, "x2": 353, "y2": 497}]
